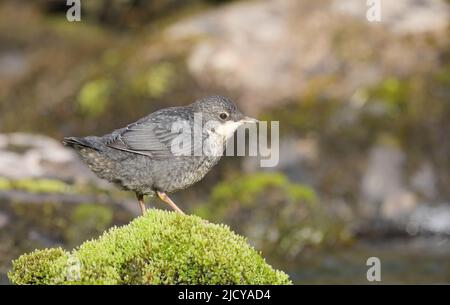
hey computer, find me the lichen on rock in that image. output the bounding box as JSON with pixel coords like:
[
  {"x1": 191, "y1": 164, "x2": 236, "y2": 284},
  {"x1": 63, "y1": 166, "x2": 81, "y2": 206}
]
[{"x1": 8, "y1": 209, "x2": 291, "y2": 285}]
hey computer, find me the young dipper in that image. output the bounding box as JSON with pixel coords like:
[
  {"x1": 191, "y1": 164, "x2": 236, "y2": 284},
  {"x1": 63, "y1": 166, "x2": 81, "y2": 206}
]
[{"x1": 63, "y1": 96, "x2": 257, "y2": 215}]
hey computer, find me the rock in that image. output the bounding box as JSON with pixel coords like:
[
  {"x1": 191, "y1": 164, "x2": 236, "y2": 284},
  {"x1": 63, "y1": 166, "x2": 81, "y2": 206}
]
[
  {"x1": 168, "y1": 0, "x2": 334, "y2": 112},
  {"x1": 360, "y1": 145, "x2": 450, "y2": 236},
  {"x1": 411, "y1": 162, "x2": 437, "y2": 199},
  {"x1": 166, "y1": 0, "x2": 449, "y2": 113},
  {"x1": 360, "y1": 144, "x2": 422, "y2": 224},
  {"x1": 361, "y1": 145, "x2": 406, "y2": 205},
  {"x1": 407, "y1": 204, "x2": 450, "y2": 235},
  {"x1": 332, "y1": 0, "x2": 450, "y2": 34},
  {"x1": 0, "y1": 133, "x2": 107, "y2": 186},
  {"x1": 381, "y1": 190, "x2": 418, "y2": 220},
  {"x1": 0, "y1": 212, "x2": 9, "y2": 229},
  {"x1": 0, "y1": 51, "x2": 27, "y2": 77},
  {"x1": 242, "y1": 136, "x2": 318, "y2": 183}
]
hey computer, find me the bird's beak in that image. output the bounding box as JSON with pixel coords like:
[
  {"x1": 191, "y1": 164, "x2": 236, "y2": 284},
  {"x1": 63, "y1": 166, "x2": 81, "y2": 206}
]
[{"x1": 240, "y1": 116, "x2": 259, "y2": 124}]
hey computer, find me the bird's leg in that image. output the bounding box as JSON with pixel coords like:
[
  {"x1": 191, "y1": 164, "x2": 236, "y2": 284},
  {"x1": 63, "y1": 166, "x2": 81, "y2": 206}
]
[
  {"x1": 156, "y1": 191, "x2": 185, "y2": 215},
  {"x1": 136, "y1": 193, "x2": 146, "y2": 215}
]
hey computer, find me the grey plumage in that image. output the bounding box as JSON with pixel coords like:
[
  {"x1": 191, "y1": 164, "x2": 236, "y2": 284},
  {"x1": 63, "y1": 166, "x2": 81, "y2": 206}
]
[{"x1": 63, "y1": 96, "x2": 257, "y2": 214}]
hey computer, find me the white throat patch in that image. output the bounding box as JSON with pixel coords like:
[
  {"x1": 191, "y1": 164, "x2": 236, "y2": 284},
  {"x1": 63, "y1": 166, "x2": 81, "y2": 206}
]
[{"x1": 212, "y1": 121, "x2": 243, "y2": 140}]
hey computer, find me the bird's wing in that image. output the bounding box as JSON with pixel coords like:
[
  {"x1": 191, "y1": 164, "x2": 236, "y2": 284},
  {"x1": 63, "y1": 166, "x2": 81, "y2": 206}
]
[{"x1": 106, "y1": 113, "x2": 195, "y2": 158}]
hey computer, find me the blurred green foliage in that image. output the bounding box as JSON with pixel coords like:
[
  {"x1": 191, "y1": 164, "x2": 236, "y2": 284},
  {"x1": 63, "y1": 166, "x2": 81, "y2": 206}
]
[
  {"x1": 0, "y1": 177, "x2": 71, "y2": 193},
  {"x1": 130, "y1": 62, "x2": 176, "y2": 98},
  {"x1": 371, "y1": 77, "x2": 410, "y2": 116},
  {"x1": 195, "y1": 172, "x2": 352, "y2": 260},
  {"x1": 78, "y1": 78, "x2": 114, "y2": 117},
  {"x1": 65, "y1": 204, "x2": 114, "y2": 246},
  {"x1": 8, "y1": 210, "x2": 291, "y2": 285},
  {"x1": 199, "y1": 172, "x2": 317, "y2": 216},
  {"x1": 0, "y1": 177, "x2": 113, "y2": 196}
]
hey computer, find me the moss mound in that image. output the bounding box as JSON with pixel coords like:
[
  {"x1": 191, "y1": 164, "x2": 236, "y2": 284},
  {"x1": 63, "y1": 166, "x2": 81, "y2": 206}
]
[{"x1": 8, "y1": 210, "x2": 291, "y2": 285}]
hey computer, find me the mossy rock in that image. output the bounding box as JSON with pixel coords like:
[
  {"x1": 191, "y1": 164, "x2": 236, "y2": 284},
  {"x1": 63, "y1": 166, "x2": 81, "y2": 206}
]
[{"x1": 8, "y1": 210, "x2": 291, "y2": 285}]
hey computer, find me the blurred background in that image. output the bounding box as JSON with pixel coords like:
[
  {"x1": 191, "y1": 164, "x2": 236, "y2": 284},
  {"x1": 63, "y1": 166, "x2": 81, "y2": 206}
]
[{"x1": 1, "y1": 0, "x2": 450, "y2": 284}]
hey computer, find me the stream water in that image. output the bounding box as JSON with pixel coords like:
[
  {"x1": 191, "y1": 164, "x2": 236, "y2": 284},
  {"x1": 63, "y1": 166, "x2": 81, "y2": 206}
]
[{"x1": 280, "y1": 237, "x2": 450, "y2": 284}]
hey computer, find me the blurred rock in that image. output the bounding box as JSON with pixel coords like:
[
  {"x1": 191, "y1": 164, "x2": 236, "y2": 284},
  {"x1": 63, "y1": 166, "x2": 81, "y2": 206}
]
[
  {"x1": 381, "y1": 190, "x2": 417, "y2": 220},
  {"x1": 0, "y1": 212, "x2": 9, "y2": 229},
  {"x1": 333, "y1": 0, "x2": 450, "y2": 34},
  {"x1": 408, "y1": 204, "x2": 450, "y2": 235},
  {"x1": 167, "y1": 0, "x2": 449, "y2": 113},
  {"x1": 0, "y1": 133, "x2": 106, "y2": 186},
  {"x1": 360, "y1": 144, "x2": 422, "y2": 223},
  {"x1": 168, "y1": 0, "x2": 331, "y2": 112},
  {"x1": 360, "y1": 144, "x2": 449, "y2": 236},
  {"x1": 0, "y1": 51, "x2": 27, "y2": 78},
  {"x1": 411, "y1": 162, "x2": 437, "y2": 199},
  {"x1": 242, "y1": 136, "x2": 318, "y2": 183},
  {"x1": 361, "y1": 145, "x2": 405, "y2": 204}
]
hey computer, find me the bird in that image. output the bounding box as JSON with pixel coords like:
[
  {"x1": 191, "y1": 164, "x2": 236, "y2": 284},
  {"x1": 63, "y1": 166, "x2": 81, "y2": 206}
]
[{"x1": 63, "y1": 96, "x2": 257, "y2": 215}]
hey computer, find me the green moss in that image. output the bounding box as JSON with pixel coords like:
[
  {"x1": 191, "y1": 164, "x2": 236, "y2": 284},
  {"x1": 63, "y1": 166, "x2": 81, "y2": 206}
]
[
  {"x1": 8, "y1": 210, "x2": 291, "y2": 285},
  {"x1": 8, "y1": 248, "x2": 69, "y2": 285}
]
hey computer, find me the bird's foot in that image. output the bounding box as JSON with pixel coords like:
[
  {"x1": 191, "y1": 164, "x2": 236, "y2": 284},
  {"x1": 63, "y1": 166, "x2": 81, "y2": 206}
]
[
  {"x1": 136, "y1": 193, "x2": 146, "y2": 215},
  {"x1": 156, "y1": 191, "x2": 185, "y2": 215}
]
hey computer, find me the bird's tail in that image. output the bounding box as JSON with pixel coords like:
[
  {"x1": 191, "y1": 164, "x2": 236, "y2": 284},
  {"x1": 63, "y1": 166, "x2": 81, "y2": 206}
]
[{"x1": 63, "y1": 136, "x2": 100, "y2": 151}]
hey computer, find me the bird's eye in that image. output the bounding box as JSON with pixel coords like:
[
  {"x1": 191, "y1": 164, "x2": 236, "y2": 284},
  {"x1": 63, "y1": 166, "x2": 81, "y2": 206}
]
[{"x1": 219, "y1": 112, "x2": 229, "y2": 120}]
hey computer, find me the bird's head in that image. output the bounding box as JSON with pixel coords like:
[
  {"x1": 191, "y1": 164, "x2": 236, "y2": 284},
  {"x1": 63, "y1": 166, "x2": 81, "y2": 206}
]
[{"x1": 191, "y1": 96, "x2": 258, "y2": 139}]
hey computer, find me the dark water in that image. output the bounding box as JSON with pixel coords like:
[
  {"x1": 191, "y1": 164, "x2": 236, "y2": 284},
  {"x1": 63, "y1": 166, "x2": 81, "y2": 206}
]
[{"x1": 280, "y1": 237, "x2": 450, "y2": 284}]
